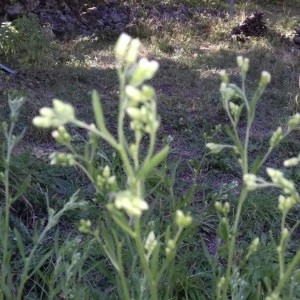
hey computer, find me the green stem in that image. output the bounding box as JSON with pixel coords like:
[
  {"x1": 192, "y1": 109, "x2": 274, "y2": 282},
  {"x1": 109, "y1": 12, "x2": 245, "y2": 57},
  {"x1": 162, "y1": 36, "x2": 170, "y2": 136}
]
[
  {"x1": 274, "y1": 250, "x2": 300, "y2": 296},
  {"x1": 73, "y1": 120, "x2": 119, "y2": 150},
  {"x1": 134, "y1": 217, "x2": 158, "y2": 300},
  {"x1": 117, "y1": 69, "x2": 136, "y2": 182},
  {"x1": 1, "y1": 122, "x2": 16, "y2": 299},
  {"x1": 243, "y1": 120, "x2": 251, "y2": 174},
  {"x1": 222, "y1": 187, "x2": 248, "y2": 299},
  {"x1": 114, "y1": 233, "x2": 131, "y2": 300}
]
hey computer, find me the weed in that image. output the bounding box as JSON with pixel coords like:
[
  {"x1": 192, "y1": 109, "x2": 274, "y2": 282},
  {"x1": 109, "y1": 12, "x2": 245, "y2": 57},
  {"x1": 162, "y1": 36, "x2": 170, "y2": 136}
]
[{"x1": 0, "y1": 14, "x2": 52, "y2": 70}]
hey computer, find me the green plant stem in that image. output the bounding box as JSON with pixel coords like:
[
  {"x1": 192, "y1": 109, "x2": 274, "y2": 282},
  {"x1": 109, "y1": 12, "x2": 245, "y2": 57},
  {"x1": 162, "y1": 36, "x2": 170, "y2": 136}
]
[
  {"x1": 114, "y1": 232, "x2": 131, "y2": 300},
  {"x1": 73, "y1": 119, "x2": 119, "y2": 150},
  {"x1": 134, "y1": 217, "x2": 158, "y2": 300},
  {"x1": 222, "y1": 187, "x2": 248, "y2": 299},
  {"x1": 243, "y1": 119, "x2": 251, "y2": 174},
  {"x1": 274, "y1": 250, "x2": 300, "y2": 296},
  {"x1": 1, "y1": 122, "x2": 15, "y2": 299},
  {"x1": 116, "y1": 69, "x2": 136, "y2": 182}
]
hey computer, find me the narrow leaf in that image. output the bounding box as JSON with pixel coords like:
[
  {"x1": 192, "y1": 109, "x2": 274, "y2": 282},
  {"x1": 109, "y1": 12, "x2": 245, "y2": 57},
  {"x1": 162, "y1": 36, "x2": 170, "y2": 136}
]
[
  {"x1": 14, "y1": 228, "x2": 25, "y2": 260},
  {"x1": 138, "y1": 146, "x2": 169, "y2": 179},
  {"x1": 92, "y1": 90, "x2": 107, "y2": 132},
  {"x1": 11, "y1": 176, "x2": 31, "y2": 203}
]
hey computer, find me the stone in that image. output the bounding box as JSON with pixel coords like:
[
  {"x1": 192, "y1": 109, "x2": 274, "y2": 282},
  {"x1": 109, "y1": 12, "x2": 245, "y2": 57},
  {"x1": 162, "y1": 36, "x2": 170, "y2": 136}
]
[
  {"x1": 6, "y1": 3, "x2": 25, "y2": 19},
  {"x1": 66, "y1": 22, "x2": 75, "y2": 32},
  {"x1": 293, "y1": 35, "x2": 300, "y2": 46},
  {"x1": 111, "y1": 11, "x2": 121, "y2": 23}
]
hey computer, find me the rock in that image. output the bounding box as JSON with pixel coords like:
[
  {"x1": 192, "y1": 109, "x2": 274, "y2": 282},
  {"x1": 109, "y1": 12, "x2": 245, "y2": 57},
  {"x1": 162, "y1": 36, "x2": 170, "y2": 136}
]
[
  {"x1": 293, "y1": 35, "x2": 300, "y2": 46},
  {"x1": 66, "y1": 22, "x2": 75, "y2": 32},
  {"x1": 6, "y1": 3, "x2": 25, "y2": 19},
  {"x1": 25, "y1": 0, "x2": 40, "y2": 12},
  {"x1": 231, "y1": 12, "x2": 267, "y2": 37},
  {"x1": 111, "y1": 11, "x2": 121, "y2": 23}
]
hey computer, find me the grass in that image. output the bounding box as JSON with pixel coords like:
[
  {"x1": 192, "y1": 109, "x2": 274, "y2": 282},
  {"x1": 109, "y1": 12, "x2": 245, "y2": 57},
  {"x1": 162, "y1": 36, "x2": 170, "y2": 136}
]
[{"x1": 0, "y1": 0, "x2": 300, "y2": 298}]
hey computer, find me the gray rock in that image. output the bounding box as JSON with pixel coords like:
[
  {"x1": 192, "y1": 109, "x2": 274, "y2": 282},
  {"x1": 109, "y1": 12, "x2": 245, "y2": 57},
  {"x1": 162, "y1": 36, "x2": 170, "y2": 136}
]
[
  {"x1": 66, "y1": 22, "x2": 75, "y2": 32},
  {"x1": 115, "y1": 22, "x2": 124, "y2": 30},
  {"x1": 59, "y1": 14, "x2": 67, "y2": 22},
  {"x1": 293, "y1": 35, "x2": 300, "y2": 45},
  {"x1": 111, "y1": 11, "x2": 121, "y2": 23},
  {"x1": 6, "y1": 3, "x2": 25, "y2": 19}
]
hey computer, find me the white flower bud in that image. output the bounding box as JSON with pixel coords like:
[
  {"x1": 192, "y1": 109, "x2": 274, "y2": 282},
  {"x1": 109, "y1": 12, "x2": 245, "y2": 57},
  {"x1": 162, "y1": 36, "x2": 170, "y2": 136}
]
[{"x1": 114, "y1": 33, "x2": 131, "y2": 59}]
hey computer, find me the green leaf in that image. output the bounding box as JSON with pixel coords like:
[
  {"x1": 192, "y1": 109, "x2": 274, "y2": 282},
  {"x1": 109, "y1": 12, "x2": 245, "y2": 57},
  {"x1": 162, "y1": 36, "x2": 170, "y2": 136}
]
[
  {"x1": 11, "y1": 175, "x2": 31, "y2": 203},
  {"x1": 138, "y1": 146, "x2": 169, "y2": 179},
  {"x1": 110, "y1": 210, "x2": 135, "y2": 238},
  {"x1": 28, "y1": 250, "x2": 53, "y2": 278},
  {"x1": 14, "y1": 228, "x2": 25, "y2": 260},
  {"x1": 250, "y1": 156, "x2": 263, "y2": 174},
  {"x1": 150, "y1": 242, "x2": 161, "y2": 278},
  {"x1": 92, "y1": 90, "x2": 107, "y2": 133}
]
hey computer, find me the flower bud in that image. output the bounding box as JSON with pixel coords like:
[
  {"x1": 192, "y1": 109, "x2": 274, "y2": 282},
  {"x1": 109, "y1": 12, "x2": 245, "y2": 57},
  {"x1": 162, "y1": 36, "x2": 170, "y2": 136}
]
[
  {"x1": 237, "y1": 56, "x2": 243, "y2": 68},
  {"x1": 144, "y1": 231, "x2": 158, "y2": 255},
  {"x1": 288, "y1": 113, "x2": 300, "y2": 129},
  {"x1": 79, "y1": 219, "x2": 91, "y2": 234},
  {"x1": 243, "y1": 174, "x2": 258, "y2": 191},
  {"x1": 49, "y1": 152, "x2": 75, "y2": 166},
  {"x1": 175, "y1": 210, "x2": 192, "y2": 228},
  {"x1": 52, "y1": 125, "x2": 71, "y2": 144},
  {"x1": 126, "y1": 38, "x2": 141, "y2": 64},
  {"x1": 260, "y1": 71, "x2": 271, "y2": 86},
  {"x1": 269, "y1": 127, "x2": 283, "y2": 148},
  {"x1": 284, "y1": 157, "x2": 299, "y2": 167},
  {"x1": 130, "y1": 58, "x2": 159, "y2": 87},
  {"x1": 206, "y1": 143, "x2": 227, "y2": 154},
  {"x1": 114, "y1": 33, "x2": 131, "y2": 59},
  {"x1": 114, "y1": 190, "x2": 148, "y2": 217},
  {"x1": 219, "y1": 70, "x2": 229, "y2": 83}
]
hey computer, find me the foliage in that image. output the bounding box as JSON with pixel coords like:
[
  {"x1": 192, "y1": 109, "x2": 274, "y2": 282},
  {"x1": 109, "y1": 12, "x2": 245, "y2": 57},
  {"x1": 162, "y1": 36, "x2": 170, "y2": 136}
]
[
  {"x1": 0, "y1": 32, "x2": 300, "y2": 299},
  {"x1": 207, "y1": 57, "x2": 300, "y2": 299},
  {"x1": 0, "y1": 14, "x2": 51, "y2": 70},
  {"x1": 0, "y1": 98, "x2": 88, "y2": 299}
]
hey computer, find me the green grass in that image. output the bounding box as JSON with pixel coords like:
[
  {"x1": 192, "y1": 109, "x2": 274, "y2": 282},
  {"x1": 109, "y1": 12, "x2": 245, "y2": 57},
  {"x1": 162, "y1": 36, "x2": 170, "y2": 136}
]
[{"x1": 0, "y1": 0, "x2": 300, "y2": 298}]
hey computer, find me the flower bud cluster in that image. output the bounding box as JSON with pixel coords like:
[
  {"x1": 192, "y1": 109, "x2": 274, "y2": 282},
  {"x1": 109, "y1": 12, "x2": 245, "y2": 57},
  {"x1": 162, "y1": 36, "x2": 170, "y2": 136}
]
[
  {"x1": 114, "y1": 190, "x2": 148, "y2": 217},
  {"x1": 278, "y1": 195, "x2": 297, "y2": 213},
  {"x1": 165, "y1": 239, "x2": 175, "y2": 257},
  {"x1": 52, "y1": 126, "x2": 71, "y2": 144},
  {"x1": 220, "y1": 82, "x2": 236, "y2": 103},
  {"x1": 269, "y1": 127, "x2": 283, "y2": 148},
  {"x1": 96, "y1": 165, "x2": 116, "y2": 192},
  {"x1": 288, "y1": 113, "x2": 300, "y2": 129},
  {"x1": 266, "y1": 168, "x2": 295, "y2": 194},
  {"x1": 175, "y1": 210, "x2": 192, "y2": 228},
  {"x1": 229, "y1": 102, "x2": 240, "y2": 120},
  {"x1": 33, "y1": 99, "x2": 75, "y2": 128},
  {"x1": 79, "y1": 219, "x2": 91, "y2": 234},
  {"x1": 114, "y1": 33, "x2": 141, "y2": 65},
  {"x1": 284, "y1": 156, "x2": 300, "y2": 167},
  {"x1": 206, "y1": 143, "x2": 229, "y2": 154},
  {"x1": 129, "y1": 58, "x2": 159, "y2": 87},
  {"x1": 126, "y1": 85, "x2": 159, "y2": 134},
  {"x1": 265, "y1": 292, "x2": 280, "y2": 300},
  {"x1": 259, "y1": 71, "x2": 271, "y2": 87},
  {"x1": 144, "y1": 231, "x2": 158, "y2": 256},
  {"x1": 243, "y1": 174, "x2": 264, "y2": 191},
  {"x1": 215, "y1": 201, "x2": 230, "y2": 215},
  {"x1": 237, "y1": 56, "x2": 249, "y2": 74},
  {"x1": 248, "y1": 237, "x2": 259, "y2": 255},
  {"x1": 49, "y1": 152, "x2": 75, "y2": 166}
]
